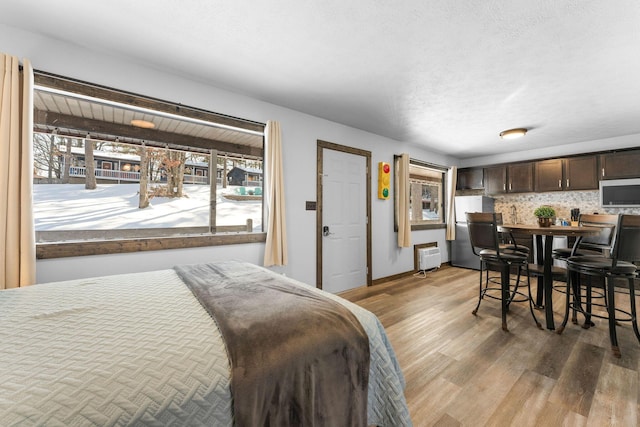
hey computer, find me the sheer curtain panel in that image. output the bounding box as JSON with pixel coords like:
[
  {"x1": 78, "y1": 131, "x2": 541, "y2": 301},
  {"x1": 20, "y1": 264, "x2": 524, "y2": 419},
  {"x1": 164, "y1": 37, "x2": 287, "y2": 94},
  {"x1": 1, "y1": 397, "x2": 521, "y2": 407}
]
[
  {"x1": 263, "y1": 121, "x2": 288, "y2": 266},
  {"x1": 0, "y1": 53, "x2": 36, "y2": 288},
  {"x1": 396, "y1": 153, "x2": 411, "y2": 247}
]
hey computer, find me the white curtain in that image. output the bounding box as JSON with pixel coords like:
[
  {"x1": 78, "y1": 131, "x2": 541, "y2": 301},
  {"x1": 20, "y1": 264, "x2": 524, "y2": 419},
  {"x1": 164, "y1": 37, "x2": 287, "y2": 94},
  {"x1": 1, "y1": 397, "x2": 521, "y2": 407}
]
[
  {"x1": 396, "y1": 153, "x2": 411, "y2": 247},
  {"x1": 263, "y1": 120, "x2": 288, "y2": 266},
  {"x1": 0, "y1": 53, "x2": 36, "y2": 288},
  {"x1": 445, "y1": 166, "x2": 457, "y2": 240}
]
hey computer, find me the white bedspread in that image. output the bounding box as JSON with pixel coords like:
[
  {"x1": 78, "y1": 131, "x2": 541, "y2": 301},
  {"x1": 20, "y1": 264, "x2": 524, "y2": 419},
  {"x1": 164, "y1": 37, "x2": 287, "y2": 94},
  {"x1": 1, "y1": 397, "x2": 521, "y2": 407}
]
[{"x1": 0, "y1": 262, "x2": 411, "y2": 426}]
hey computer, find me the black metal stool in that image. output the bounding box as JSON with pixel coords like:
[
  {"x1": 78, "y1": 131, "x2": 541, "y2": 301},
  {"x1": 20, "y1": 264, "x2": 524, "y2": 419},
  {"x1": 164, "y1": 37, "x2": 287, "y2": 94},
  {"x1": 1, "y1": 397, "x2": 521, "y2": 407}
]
[
  {"x1": 466, "y1": 212, "x2": 541, "y2": 332},
  {"x1": 558, "y1": 214, "x2": 640, "y2": 358},
  {"x1": 552, "y1": 214, "x2": 618, "y2": 327}
]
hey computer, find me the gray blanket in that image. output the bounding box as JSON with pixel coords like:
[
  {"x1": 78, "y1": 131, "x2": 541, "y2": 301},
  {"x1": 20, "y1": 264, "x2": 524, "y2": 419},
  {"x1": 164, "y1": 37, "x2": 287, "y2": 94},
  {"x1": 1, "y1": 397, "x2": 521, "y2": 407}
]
[{"x1": 174, "y1": 261, "x2": 370, "y2": 427}]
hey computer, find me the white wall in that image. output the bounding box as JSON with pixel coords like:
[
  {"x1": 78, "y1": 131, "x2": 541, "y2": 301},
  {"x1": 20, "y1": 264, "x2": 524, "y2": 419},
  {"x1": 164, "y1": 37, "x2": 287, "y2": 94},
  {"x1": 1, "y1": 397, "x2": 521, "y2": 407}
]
[{"x1": 2, "y1": 24, "x2": 455, "y2": 285}]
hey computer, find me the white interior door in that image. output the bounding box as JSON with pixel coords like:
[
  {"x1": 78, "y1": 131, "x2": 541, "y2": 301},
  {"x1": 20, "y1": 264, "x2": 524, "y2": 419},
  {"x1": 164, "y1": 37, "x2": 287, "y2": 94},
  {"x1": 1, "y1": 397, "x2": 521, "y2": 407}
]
[{"x1": 321, "y1": 148, "x2": 367, "y2": 293}]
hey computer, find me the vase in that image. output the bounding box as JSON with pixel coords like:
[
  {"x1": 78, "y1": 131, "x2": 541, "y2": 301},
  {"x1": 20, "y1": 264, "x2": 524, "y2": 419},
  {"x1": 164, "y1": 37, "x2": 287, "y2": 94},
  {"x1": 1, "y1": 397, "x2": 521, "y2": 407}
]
[{"x1": 538, "y1": 217, "x2": 553, "y2": 227}]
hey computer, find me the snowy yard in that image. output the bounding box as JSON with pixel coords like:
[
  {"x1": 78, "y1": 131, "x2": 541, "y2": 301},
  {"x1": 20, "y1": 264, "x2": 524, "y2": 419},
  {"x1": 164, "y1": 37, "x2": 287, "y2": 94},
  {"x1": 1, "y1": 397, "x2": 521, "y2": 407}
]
[{"x1": 33, "y1": 184, "x2": 262, "y2": 231}]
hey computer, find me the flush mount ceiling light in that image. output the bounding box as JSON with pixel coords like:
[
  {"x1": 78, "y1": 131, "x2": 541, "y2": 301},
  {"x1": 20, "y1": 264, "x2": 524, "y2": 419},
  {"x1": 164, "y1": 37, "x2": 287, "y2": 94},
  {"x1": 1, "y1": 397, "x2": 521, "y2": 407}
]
[
  {"x1": 500, "y1": 128, "x2": 527, "y2": 139},
  {"x1": 130, "y1": 119, "x2": 155, "y2": 129}
]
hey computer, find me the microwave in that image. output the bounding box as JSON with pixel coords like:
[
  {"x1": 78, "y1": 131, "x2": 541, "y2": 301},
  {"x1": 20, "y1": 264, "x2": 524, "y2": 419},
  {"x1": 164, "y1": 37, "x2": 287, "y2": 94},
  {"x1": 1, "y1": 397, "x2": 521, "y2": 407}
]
[{"x1": 600, "y1": 178, "x2": 640, "y2": 207}]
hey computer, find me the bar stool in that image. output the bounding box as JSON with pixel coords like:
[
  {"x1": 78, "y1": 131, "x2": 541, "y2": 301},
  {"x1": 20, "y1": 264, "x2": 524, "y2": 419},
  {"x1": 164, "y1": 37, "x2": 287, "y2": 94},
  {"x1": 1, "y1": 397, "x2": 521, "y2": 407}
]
[
  {"x1": 553, "y1": 214, "x2": 618, "y2": 327},
  {"x1": 483, "y1": 215, "x2": 531, "y2": 299},
  {"x1": 558, "y1": 214, "x2": 640, "y2": 358},
  {"x1": 466, "y1": 212, "x2": 541, "y2": 332}
]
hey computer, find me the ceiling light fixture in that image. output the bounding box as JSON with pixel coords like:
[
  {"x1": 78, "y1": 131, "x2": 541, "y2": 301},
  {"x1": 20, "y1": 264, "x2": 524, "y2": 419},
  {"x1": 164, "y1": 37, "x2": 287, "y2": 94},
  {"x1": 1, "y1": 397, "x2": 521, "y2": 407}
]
[
  {"x1": 131, "y1": 119, "x2": 156, "y2": 129},
  {"x1": 500, "y1": 128, "x2": 527, "y2": 139}
]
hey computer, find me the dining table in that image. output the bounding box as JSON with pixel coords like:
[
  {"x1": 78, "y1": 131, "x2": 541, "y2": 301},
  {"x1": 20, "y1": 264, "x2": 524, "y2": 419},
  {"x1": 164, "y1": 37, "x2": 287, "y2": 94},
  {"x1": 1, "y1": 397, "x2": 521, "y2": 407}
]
[{"x1": 497, "y1": 223, "x2": 601, "y2": 330}]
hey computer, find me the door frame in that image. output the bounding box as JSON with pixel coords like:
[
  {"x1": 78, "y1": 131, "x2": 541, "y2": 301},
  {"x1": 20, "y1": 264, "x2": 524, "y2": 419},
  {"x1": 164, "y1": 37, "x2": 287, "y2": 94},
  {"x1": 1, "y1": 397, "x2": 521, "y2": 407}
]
[{"x1": 316, "y1": 140, "x2": 372, "y2": 290}]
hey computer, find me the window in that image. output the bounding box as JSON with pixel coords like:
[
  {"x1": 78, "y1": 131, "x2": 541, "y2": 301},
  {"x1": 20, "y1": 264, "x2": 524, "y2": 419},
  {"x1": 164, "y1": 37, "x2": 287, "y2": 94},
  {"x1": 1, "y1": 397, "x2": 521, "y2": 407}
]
[
  {"x1": 33, "y1": 73, "x2": 266, "y2": 259},
  {"x1": 394, "y1": 156, "x2": 447, "y2": 230}
]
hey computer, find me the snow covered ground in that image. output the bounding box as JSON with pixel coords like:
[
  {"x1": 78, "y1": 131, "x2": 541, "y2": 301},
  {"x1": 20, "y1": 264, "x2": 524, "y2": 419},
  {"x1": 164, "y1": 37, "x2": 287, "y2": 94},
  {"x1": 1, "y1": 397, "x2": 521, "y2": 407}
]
[{"x1": 33, "y1": 184, "x2": 262, "y2": 231}]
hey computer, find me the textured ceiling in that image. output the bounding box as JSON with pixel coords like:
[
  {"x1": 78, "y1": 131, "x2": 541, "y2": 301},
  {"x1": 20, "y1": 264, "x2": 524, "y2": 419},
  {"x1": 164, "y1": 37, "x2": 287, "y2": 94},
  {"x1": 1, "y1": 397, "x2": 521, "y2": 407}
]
[{"x1": 2, "y1": 0, "x2": 640, "y2": 159}]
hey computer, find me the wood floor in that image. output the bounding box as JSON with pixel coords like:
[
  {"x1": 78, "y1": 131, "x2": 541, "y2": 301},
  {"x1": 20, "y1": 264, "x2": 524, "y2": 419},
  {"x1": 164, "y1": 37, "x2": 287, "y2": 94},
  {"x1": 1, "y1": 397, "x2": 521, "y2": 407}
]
[{"x1": 340, "y1": 264, "x2": 640, "y2": 426}]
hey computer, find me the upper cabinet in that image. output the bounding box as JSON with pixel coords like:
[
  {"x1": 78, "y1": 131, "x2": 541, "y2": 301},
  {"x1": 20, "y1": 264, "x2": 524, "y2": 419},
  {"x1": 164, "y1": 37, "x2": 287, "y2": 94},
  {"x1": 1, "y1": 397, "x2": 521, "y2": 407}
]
[
  {"x1": 459, "y1": 148, "x2": 639, "y2": 196},
  {"x1": 565, "y1": 156, "x2": 599, "y2": 189},
  {"x1": 484, "y1": 163, "x2": 533, "y2": 194},
  {"x1": 535, "y1": 156, "x2": 598, "y2": 192},
  {"x1": 508, "y1": 162, "x2": 534, "y2": 193},
  {"x1": 600, "y1": 150, "x2": 640, "y2": 180},
  {"x1": 484, "y1": 165, "x2": 507, "y2": 194},
  {"x1": 535, "y1": 159, "x2": 563, "y2": 191},
  {"x1": 456, "y1": 167, "x2": 484, "y2": 190}
]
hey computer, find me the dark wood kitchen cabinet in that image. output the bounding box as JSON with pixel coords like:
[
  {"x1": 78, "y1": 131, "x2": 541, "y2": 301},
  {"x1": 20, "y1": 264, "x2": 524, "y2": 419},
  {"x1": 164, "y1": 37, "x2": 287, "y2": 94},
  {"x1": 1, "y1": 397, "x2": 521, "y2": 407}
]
[
  {"x1": 484, "y1": 165, "x2": 506, "y2": 194},
  {"x1": 565, "y1": 156, "x2": 599, "y2": 189},
  {"x1": 535, "y1": 159, "x2": 563, "y2": 191},
  {"x1": 484, "y1": 163, "x2": 534, "y2": 194},
  {"x1": 507, "y1": 162, "x2": 534, "y2": 193},
  {"x1": 456, "y1": 167, "x2": 484, "y2": 190},
  {"x1": 535, "y1": 156, "x2": 598, "y2": 192},
  {"x1": 600, "y1": 150, "x2": 640, "y2": 179}
]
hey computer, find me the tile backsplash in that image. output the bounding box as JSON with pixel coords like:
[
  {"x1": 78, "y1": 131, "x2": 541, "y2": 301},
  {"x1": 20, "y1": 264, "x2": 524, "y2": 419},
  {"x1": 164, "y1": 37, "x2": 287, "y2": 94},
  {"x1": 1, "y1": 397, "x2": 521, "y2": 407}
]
[{"x1": 457, "y1": 189, "x2": 640, "y2": 225}]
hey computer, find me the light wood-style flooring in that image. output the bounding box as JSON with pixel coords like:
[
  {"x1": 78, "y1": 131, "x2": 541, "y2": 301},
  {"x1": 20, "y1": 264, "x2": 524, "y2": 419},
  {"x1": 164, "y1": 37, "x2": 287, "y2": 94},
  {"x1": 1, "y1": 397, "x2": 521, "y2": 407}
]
[{"x1": 340, "y1": 264, "x2": 640, "y2": 426}]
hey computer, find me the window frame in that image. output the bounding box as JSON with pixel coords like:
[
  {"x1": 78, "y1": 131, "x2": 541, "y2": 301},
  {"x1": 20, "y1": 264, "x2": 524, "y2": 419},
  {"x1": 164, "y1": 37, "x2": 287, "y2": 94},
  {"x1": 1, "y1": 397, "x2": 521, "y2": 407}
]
[
  {"x1": 33, "y1": 72, "x2": 267, "y2": 259},
  {"x1": 393, "y1": 156, "x2": 448, "y2": 231}
]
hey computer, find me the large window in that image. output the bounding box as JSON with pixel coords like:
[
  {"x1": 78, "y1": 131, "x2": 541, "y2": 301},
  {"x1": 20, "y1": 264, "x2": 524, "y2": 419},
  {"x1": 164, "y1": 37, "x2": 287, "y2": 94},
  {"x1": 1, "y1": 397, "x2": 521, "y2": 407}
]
[{"x1": 33, "y1": 73, "x2": 266, "y2": 258}]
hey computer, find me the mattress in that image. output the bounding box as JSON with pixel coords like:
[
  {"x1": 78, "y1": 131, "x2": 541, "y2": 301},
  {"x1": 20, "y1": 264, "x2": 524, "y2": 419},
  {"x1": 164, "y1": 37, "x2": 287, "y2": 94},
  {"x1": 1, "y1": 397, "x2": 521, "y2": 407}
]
[{"x1": 0, "y1": 261, "x2": 411, "y2": 426}]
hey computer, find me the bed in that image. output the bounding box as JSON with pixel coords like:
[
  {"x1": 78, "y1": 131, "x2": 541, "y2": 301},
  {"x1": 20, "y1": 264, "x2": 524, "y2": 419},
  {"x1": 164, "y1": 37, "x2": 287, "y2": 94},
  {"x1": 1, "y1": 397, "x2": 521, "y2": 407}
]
[{"x1": 0, "y1": 261, "x2": 411, "y2": 426}]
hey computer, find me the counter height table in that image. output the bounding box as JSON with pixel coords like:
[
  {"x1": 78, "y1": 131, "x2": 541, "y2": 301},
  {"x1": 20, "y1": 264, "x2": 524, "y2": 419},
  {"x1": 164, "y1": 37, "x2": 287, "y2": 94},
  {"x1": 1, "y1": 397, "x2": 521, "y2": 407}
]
[{"x1": 497, "y1": 224, "x2": 601, "y2": 330}]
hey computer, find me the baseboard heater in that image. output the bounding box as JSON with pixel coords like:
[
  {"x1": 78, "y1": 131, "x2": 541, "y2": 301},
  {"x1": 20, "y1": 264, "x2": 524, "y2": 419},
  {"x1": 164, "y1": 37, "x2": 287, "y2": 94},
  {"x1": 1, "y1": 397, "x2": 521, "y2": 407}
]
[{"x1": 418, "y1": 247, "x2": 441, "y2": 271}]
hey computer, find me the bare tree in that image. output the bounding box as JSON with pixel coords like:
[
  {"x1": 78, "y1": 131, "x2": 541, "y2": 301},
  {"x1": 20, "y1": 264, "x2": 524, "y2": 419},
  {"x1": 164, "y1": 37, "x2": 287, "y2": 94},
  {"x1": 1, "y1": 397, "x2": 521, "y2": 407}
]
[
  {"x1": 221, "y1": 155, "x2": 228, "y2": 188},
  {"x1": 61, "y1": 137, "x2": 72, "y2": 184},
  {"x1": 33, "y1": 133, "x2": 61, "y2": 182},
  {"x1": 138, "y1": 144, "x2": 150, "y2": 208},
  {"x1": 48, "y1": 134, "x2": 56, "y2": 183},
  {"x1": 84, "y1": 137, "x2": 97, "y2": 190},
  {"x1": 146, "y1": 148, "x2": 165, "y2": 182},
  {"x1": 164, "y1": 150, "x2": 186, "y2": 198}
]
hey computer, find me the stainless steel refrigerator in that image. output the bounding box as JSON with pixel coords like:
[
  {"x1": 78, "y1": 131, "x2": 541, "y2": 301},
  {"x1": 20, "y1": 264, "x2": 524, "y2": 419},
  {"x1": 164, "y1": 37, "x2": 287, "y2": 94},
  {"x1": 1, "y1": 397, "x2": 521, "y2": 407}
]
[{"x1": 451, "y1": 195, "x2": 495, "y2": 270}]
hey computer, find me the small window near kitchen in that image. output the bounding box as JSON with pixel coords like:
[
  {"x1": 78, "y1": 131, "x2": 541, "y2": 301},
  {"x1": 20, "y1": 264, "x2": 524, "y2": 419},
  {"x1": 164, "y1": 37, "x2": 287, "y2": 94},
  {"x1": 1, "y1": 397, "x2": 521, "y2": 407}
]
[
  {"x1": 408, "y1": 160, "x2": 445, "y2": 226},
  {"x1": 394, "y1": 156, "x2": 447, "y2": 230}
]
